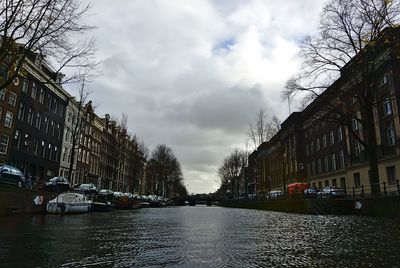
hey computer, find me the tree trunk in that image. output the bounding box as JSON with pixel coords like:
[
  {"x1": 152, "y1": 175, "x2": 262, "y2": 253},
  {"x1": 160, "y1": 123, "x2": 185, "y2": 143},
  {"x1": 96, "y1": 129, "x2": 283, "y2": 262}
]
[
  {"x1": 365, "y1": 106, "x2": 380, "y2": 194},
  {"x1": 68, "y1": 141, "x2": 76, "y2": 185}
]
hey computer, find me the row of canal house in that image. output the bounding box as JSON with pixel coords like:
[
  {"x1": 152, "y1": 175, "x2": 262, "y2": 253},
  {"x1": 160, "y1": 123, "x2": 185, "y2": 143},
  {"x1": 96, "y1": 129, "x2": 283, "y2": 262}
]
[
  {"x1": 0, "y1": 51, "x2": 146, "y2": 193},
  {"x1": 249, "y1": 35, "x2": 400, "y2": 196}
]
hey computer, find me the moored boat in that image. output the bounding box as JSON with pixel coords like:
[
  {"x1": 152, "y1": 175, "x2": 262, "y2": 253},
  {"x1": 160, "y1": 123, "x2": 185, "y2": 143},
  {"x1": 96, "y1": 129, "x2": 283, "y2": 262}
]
[
  {"x1": 91, "y1": 201, "x2": 114, "y2": 212},
  {"x1": 46, "y1": 192, "x2": 92, "y2": 214}
]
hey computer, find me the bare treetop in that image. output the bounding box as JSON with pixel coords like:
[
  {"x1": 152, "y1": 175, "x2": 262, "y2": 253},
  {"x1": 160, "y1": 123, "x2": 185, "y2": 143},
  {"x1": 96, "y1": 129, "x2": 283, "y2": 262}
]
[{"x1": 0, "y1": 0, "x2": 97, "y2": 88}]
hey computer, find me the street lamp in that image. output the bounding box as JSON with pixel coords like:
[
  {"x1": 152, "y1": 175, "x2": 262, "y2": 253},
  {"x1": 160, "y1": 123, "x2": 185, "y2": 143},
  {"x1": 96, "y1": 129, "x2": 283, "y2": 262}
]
[
  {"x1": 24, "y1": 134, "x2": 30, "y2": 175},
  {"x1": 299, "y1": 162, "x2": 304, "y2": 196}
]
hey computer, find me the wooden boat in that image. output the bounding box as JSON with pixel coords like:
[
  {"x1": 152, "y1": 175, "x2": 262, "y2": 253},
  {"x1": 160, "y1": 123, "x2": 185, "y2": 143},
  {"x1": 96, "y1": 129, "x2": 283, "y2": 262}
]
[{"x1": 46, "y1": 192, "x2": 92, "y2": 214}]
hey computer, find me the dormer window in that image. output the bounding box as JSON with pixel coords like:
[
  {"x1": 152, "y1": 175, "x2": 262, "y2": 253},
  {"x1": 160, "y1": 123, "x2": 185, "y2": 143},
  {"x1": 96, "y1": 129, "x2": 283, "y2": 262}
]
[{"x1": 35, "y1": 53, "x2": 44, "y2": 67}]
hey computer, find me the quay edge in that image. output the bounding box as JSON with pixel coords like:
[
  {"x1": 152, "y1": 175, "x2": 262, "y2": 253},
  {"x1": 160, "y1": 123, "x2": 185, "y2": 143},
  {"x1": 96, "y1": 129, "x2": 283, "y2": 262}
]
[
  {"x1": 0, "y1": 186, "x2": 54, "y2": 215},
  {"x1": 219, "y1": 196, "x2": 400, "y2": 218}
]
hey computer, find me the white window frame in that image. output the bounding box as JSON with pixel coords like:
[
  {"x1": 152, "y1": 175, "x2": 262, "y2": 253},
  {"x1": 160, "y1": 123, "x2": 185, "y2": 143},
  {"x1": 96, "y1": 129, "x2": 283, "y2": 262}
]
[
  {"x1": 331, "y1": 153, "x2": 336, "y2": 171},
  {"x1": 384, "y1": 96, "x2": 393, "y2": 116},
  {"x1": 387, "y1": 122, "x2": 396, "y2": 147},
  {"x1": 338, "y1": 127, "x2": 343, "y2": 141},
  {"x1": 0, "y1": 88, "x2": 6, "y2": 100},
  {"x1": 4, "y1": 111, "x2": 13, "y2": 128},
  {"x1": 8, "y1": 91, "x2": 17, "y2": 106},
  {"x1": 0, "y1": 134, "x2": 9, "y2": 154}
]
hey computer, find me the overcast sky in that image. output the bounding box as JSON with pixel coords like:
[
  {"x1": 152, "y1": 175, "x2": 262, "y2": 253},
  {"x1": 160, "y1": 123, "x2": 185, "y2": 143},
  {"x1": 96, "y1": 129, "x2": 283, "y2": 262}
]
[{"x1": 80, "y1": 0, "x2": 324, "y2": 193}]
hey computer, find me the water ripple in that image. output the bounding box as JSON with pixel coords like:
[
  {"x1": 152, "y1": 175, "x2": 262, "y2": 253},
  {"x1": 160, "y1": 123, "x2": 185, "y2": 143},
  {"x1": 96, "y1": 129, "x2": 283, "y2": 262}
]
[{"x1": 0, "y1": 207, "x2": 400, "y2": 267}]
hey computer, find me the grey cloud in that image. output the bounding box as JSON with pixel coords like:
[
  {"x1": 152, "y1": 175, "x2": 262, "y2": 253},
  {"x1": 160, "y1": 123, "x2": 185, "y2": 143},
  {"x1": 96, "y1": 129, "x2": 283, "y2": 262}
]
[{"x1": 81, "y1": 0, "x2": 322, "y2": 193}]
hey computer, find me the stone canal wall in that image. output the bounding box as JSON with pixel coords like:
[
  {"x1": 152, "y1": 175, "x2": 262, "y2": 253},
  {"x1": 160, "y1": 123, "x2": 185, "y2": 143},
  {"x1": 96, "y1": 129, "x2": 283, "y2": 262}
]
[
  {"x1": 220, "y1": 196, "x2": 400, "y2": 218},
  {"x1": 0, "y1": 185, "x2": 54, "y2": 215}
]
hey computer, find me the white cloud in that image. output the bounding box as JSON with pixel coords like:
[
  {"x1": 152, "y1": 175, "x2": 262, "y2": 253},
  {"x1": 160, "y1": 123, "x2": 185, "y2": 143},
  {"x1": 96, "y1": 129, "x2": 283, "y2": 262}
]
[{"x1": 81, "y1": 0, "x2": 323, "y2": 193}]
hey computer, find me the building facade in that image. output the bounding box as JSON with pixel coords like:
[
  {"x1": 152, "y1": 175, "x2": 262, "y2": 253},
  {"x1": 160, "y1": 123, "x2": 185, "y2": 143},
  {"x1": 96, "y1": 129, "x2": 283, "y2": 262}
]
[{"x1": 8, "y1": 54, "x2": 69, "y2": 182}]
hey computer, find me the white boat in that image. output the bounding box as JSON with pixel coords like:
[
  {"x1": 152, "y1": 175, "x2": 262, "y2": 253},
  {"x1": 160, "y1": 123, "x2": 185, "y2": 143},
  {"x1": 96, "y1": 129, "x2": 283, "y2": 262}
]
[{"x1": 47, "y1": 192, "x2": 92, "y2": 214}]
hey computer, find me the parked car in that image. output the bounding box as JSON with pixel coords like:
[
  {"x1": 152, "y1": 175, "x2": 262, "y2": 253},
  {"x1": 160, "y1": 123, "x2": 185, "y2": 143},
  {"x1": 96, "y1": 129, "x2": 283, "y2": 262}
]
[
  {"x1": 44, "y1": 176, "x2": 70, "y2": 193},
  {"x1": 287, "y1": 183, "x2": 309, "y2": 196},
  {"x1": 304, "y1": 188, "x2": 319, "y2": 199},
  {"x1": 73, "y1": 183, "x2": 97, "y2": 194},
  {"x1": 0, "y1": 165, "x2": 25, "y2": 187},
  {"x1": 318, "y1": 187, "x2": 346, "y2": 199},
  {"x1": 268, "y1": 190, "x2": 283, "y2": 199}
]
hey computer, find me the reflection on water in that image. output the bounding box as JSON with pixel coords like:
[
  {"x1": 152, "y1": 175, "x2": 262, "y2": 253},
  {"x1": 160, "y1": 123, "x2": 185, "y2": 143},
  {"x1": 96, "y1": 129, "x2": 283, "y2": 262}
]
[{"x1": 1, "y1": 207, "x2": 400, "y2": 267}]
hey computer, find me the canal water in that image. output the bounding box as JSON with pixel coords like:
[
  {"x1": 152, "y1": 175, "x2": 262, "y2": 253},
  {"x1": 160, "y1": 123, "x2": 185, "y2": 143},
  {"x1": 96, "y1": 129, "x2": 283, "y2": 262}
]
[{"x1": 0, "y1": 206, "x2": 400, "y2": 267}]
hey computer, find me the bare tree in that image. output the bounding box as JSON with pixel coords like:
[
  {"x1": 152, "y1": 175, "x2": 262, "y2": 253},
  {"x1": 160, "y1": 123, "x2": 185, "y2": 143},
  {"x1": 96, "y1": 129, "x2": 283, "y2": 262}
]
[
  {"x1": 283, "y1": 0, "x2": 400, "y2": 193},
  {"x1": 247, "y1": 107, "x2": 281, "y2": 150},
  {"x1": 148, "y1": 144, "x2": 186, "y2": 198},
  {"x1": 218, "y1": 148, "x2": 247, "y2": 197},
  {"x1": 0, "y1": 0, "x2": 97, "y2": 88},
  {"x1": 66, "y1": 79, "x2": 92, "y2": 184},
  {"x1": 136, "y1": 138, "x2": 149, "y2": 195},
  {"x1": 111, "y1": 113, "x2": 128, "y2": 191}
]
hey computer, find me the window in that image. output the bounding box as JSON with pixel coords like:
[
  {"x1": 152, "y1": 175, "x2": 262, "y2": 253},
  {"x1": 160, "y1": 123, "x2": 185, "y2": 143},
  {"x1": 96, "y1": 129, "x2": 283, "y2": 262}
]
[
  {"x1": 338, "y1": 127, "x2": 343, "y2": 141},
  {"x1": 17, "y1": 102, "x2": 25, "y2": 121},
  {"x1": 324, "y1": 180, "x2": 329, "y2": 187},
  {"x1": 306, "y1": 144, "x2": 309, "y2": 156},
  {"x1": 379, "y1": 74, "x2": 388, "y2": 86},
  {"x1": 329, "y1": 130, "x2": 335, "y2": 145},
  {"x1": 8, "y1": 91, "x2": 17, "y2": 106},
  {"x1": 0, "y1": 88, "x2": 5, "y2": 100},
  {"x1": 0, "y1": 107, "x2": 2, "y2": 121},
  {"x1": 324, "y1": 155, "x2": 328, "y2": 172},
  {"x1": 353, "y1": 173, "x2": 361, "y2": 187},
  {"x1": 35, "y1": 113, "x2": 42, "y2": 129},
  {"x1": 322, "y1": 134, "x2": 327, "y2": 148},
  {"x1": 316, "y1": 138, "x2": 320, "y2": 151},
  {"x1": 31, "y1": 82, "x2": 37, "y2": 99},
  {"x1": 310, "y1": 141, "x2": 314, "y2": 154},
  {"x1": 340, "y1": 177, "x2": 346, "y2": 189},
  {"x1": 67, "y1": 112, "x2": 72, "y2": 123},
  {"x1": 22, "y1": 79, "x2": 28, "y2": 93},
  {"x1": 65, "y1": 129, "x2": 69, "y2": 142},
  {"x1": 339, "y1": 150, "x2": 345, "y2": 168},
  {"x1": 31, "y1": 138, "x2": 38, "y2": 155},
  {"x1": 63, "y1": 148, "x2": 68, "y2": 162},
  {"x1": 354, "y1": 141, "x2": 361, "y2": 157},
  {"x1": 50, "y1": 121, "x2": 55, "y2": 136},
  {"x1": 386, "y1": 166, "x2": 396, "y2": 185},
  {"x1": 311, "y1": 160, "x2": 316, "y2": 176},
  {"x1": 4, "y1": 111, "x2": 13, "y2": 128},
  {"x1": 27, "y1": 108, "x2": 34, "y2": 125},
  {"x1": 387, "y1": 122, "x2": 396, "y2": 147},
  {"x1": 332, "y1": 179, "x2": 337, "y2": 187},
  {"x1": 39, "y1": 88, "x2": 45, "y2": 104},
  {"x1": 0, "y1": 134, "x2": 9, "y2": 154},
  {"x1": 331, "y1": 153, "x2": 336, "y2": 171},
  {"x1": 317, "y1": 158, "x2": 322, "y2": 174},
  {"x1": 48, "y1": 144, "x2": 52, "y2": 160},
  {"x1": 383, "y1": 96, "x2": 393, "y2": 116},
  {"x1": 352, "y1": 119, "x2": 359, "y2": 131},
  {"x1": 318, "y1": 181, "x2": 322, "y2": 190},
  {"x1": 47, "y1": 94, "x2": 52, "y2": 109},
  {"x1": 0, "y1": 64, "x2": 8, "y2": 81}
]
